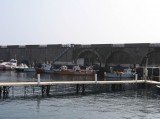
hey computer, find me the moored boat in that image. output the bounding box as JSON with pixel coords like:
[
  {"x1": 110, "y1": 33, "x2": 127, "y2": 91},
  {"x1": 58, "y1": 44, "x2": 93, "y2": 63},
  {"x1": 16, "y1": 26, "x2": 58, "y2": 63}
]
[
  {"x1": 53, "y1": 65, "x2": 95, "y2": 76},
  {"x1": 0, "y1": 59, "x2": 17, "y2": 71},
  {"x1": 36, "y1": 64, "x2": 95, "y2": 76},
  {"x1": 15, "y1": 63, "x2": 29, "y2": 72},
  {"x1": 106, "y1": 68, "x2": 135, "y2": 78},
  {"x1": 36, "y1": 64, "x2": 54, "y2": 74}
]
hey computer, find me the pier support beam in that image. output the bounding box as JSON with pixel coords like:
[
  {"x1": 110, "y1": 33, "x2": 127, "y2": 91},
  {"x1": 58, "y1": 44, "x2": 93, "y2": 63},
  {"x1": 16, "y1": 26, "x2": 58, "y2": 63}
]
[
  {"x1": 76, "y1": 84, "x2": 85, "y2": 94},
  {"x1": 46, "y1": 85, "x2": 50, "y2": 96},
  {"x1": 76, "y1": 84, "x2": 79, "y2": 94},
  {"x1": 82, "y1": 84, "x2": 85, "y2": 94},
  {"x1": 2, "y1": 86, "x2": 9, "y2": 98},
  {"x1": 41, "y1": 85, "x2": 51, "y2": 96},
  {"x1": 41, "y1": 85, "x2": 45, "y2": 96}
]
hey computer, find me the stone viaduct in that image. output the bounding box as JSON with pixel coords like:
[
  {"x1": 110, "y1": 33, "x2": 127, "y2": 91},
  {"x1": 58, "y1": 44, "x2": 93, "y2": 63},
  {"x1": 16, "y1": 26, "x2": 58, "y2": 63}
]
[{"x1": 0, "y1": 43, "x2": 160, "y2": 67}]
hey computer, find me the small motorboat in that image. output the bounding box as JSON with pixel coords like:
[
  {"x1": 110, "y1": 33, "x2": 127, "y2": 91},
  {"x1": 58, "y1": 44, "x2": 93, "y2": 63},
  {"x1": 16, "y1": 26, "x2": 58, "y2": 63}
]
[{"x1": 15, "y1": 63, "x2": 29, "y2": 72}]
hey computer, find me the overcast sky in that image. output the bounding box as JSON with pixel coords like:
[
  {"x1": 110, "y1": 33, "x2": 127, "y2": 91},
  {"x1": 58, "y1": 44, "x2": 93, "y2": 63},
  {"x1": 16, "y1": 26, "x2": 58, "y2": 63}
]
[{"x1": 0, "y1": 0, "x2": 160, "y2": 45}]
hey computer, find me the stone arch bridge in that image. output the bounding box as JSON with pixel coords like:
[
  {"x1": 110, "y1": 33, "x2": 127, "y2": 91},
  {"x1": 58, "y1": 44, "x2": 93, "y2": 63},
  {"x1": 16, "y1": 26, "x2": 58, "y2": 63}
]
[{"x1": 0, "y1": 43, "x2": 160, "y2": 67}]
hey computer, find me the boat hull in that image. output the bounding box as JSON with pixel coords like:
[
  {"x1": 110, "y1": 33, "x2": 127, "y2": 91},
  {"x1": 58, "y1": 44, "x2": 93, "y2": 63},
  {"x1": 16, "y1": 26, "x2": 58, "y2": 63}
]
[
  {"x1": 53, "y1": 71, "x2": 95, "y2": 76},
  {"x1": 0, "y1": 66, "x2": 14, "y2": 71},
  {"x1": 36, "y1": 68, "x2": 95, "y2": 76},
  {"x1": 106, "y1": 73, "x2": 135, "y2": 78},
  {"x1": 15, "y1": 68, "x2": 25, "y2": 72}
]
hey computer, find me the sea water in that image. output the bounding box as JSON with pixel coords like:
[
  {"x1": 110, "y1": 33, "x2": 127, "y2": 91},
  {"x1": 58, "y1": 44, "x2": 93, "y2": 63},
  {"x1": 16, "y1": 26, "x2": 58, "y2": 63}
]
[{"x1": 0, "y1": 71, "x2": 160, "y2": 119}]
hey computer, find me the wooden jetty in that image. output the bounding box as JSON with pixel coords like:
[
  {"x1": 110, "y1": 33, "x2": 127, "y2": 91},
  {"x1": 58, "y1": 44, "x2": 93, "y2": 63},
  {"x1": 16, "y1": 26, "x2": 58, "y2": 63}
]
[
  {"x1": 0, "y1": 73, "x2": 160, "y2": 98},
  {"x1": 0, "y1": 80, "x2": 146, "y2": 86}
]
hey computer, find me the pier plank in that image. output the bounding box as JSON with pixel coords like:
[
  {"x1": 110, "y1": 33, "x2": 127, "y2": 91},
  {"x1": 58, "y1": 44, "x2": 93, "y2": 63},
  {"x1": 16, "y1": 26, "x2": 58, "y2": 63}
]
[{"x1": 0, "y1": 80, "x2": 146, "y2": 86}]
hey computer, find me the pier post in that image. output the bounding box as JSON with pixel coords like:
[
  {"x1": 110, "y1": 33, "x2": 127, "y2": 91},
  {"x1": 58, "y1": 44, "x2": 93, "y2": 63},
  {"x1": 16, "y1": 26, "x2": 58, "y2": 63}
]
[
  {"x1": 95, "y1": 73, "x2": 97, "y2": 83},
  {"x1": 24, "y1": 86, "x2": 27, "y2": 96},
  {"x1": 82, "y1": 84, "x2": 85, "y2": 94},
  {"x1": 11, "y1": 86, "x2": 14, "y2": 97},
  {"x1": 41, "y1": 85, "x2": 45, "y2": 96},
  {"x1": 135, "y1": 74, "x2": 138, "y2": 82},
  {"x1": 37, "y1": 74, "x2": 40, "y2": 85},
  {"x1": 3, "y1": 86, "x2": 9, "y2": 98},
  {"x1": 76, "y1": 84, "x2": 79, "y2": 94},
  {"x1": 134, "y1": 74, "x2": 138, "y2": 89},
  {"x1": 46, "y1": 85, "x2": 50, "y2": 96}
]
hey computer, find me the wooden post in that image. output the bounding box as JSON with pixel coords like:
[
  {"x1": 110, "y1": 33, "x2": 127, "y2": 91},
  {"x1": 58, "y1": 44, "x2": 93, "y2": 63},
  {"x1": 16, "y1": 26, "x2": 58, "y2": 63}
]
[
  {"x1": 135, "y1": 74, "x2": 138, "y2": 82},
  {"x1": 95, "y1": 73, "x2": 97, "y2": 83},
  {"x1": 32, "y1": 86, "x2": 35, "y2": 96},
  {"x1": 41, "y1": 85, "x2": 45, "y2": 96},
  {"x1": 24, "y1": 86, "x2": 27, "y2": 96},
  {"x1": 46, "y1": 85, "x2": 50, "y2": 96},
  {"x1": 3, "y1": 86, "x2": 9, "y2": 98},
  {"x1": 82, "y1": 84, "x2": 85, "y2": 94},
  {"x1": 76, "y1": 84, "x2": 79, "y2": 94},
  {"x1": 38, "y1": 74, "x2": 40, "y2": 85}
]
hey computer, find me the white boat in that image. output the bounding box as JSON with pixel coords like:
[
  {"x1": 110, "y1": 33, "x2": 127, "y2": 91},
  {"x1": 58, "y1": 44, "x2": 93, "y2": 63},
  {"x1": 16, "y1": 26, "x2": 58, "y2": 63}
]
[
  {"x1": 106, "y1": 68, "x2": 135, "y2": 78},
  {"x1": 0, "y1": 59, "x2": 17, "y2": 70},
  {"x1": 15, "y1": 63, "x2": 29, "y2": 72}
]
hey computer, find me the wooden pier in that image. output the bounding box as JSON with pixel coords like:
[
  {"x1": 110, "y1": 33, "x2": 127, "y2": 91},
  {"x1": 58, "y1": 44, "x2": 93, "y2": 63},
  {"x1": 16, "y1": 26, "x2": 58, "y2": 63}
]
[
  {"x1": 0, "y1": 80, "x2": 146, "y2": 86},
  {"x1": 0, "y1": 76, "x2": 160, "y2": 98}
]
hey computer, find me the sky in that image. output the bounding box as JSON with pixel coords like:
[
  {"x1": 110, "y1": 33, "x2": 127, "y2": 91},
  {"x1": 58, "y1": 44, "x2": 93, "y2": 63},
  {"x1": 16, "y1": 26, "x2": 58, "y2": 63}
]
[{"x1": 0, "y1": 0, "x2": 160, "y2": 45}]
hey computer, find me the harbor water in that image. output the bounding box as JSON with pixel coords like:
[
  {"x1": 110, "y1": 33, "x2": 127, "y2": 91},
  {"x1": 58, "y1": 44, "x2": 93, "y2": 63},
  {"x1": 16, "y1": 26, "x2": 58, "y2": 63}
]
[{"x1": 0, "y1": 71, "x2": 160, "y2": 119}]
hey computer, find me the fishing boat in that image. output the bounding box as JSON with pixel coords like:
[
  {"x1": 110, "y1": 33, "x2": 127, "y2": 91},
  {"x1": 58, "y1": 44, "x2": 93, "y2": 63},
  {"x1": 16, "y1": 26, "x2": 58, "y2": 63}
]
[
  {"x1": 0, "y1": 59, "x2": 17, "y2": 71},
  {"x1": 106, "y1": 68, "x2": 135, "y2": 78},
  {"x1": 53, "y1": 65, "x2": 95, "y2": 76},
  {"x1": 36, "y1": 64, "x2": 95, "y2": 76},
  {"x1": 36, "y1": 64, "x2": 55, "y2": 74}
]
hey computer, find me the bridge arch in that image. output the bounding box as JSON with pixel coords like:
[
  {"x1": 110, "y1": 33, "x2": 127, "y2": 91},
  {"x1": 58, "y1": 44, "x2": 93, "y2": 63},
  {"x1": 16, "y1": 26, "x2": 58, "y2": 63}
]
[
  {"x1": 105, "y1": 50, "x2": 136, "y2": 65},
  {"x1": 141, "y1": 50, "x2": 160, "y2": 66},
  {"x1": 75, "y1": 49, "x2": 103, "y2": 66}
]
